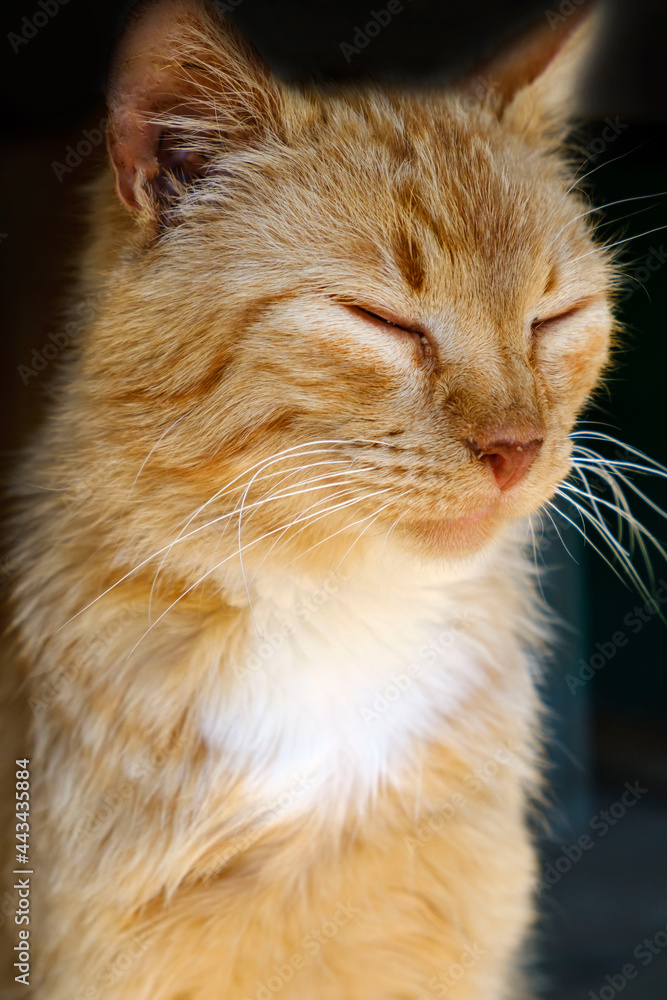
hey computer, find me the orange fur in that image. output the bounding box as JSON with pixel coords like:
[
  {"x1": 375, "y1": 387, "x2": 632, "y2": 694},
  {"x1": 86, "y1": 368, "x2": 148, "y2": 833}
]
[{"x1": 2, "y1": 2, "x2": 617, "y2": 998}]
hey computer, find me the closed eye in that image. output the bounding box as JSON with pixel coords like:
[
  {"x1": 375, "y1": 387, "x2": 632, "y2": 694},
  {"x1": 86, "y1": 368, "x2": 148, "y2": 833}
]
[
  {"x1": 347, "y1": 304, "x2": 413, "y2": 331},
  {"x1": 531, "y1": 298, "x2": 594, "y2": 337},
  {"x1": 343, "y1": 304, "x2": 433, "y2": 358}
]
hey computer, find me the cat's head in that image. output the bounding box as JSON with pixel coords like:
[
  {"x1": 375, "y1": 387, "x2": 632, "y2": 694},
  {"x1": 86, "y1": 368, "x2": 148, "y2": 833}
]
[{"x1": 93, "y1": 0, "x2": 614, "y2": 580}]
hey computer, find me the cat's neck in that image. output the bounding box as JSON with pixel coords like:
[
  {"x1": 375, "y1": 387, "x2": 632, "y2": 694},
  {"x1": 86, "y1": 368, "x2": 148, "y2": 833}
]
[{"x1": 193, "y1": 532, "x2": 535, "y2": 818}]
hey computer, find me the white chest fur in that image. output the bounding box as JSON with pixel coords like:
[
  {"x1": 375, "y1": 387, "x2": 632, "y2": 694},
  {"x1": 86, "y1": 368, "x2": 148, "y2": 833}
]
[{"x1": 198, "y1": 542, "x2": 509, "y2": 818}]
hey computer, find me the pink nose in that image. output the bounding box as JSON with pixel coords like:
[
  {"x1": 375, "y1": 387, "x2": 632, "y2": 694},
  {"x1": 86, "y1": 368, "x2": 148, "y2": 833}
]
[{"x1": 466, "y1": 436, "x2": 543, "y2": 491}]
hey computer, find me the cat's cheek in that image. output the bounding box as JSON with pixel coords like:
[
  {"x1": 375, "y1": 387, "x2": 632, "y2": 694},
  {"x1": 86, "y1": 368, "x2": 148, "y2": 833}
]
[
  {"x1": 565, "y1": 330, "x2": 611, "y2": 394},
  {"x1": 538, "y1": 329, "x2": 611, "y2": 405}
]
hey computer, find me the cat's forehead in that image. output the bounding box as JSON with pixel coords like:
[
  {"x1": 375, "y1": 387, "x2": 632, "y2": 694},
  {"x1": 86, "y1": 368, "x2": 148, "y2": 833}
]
[
  {"x1": 254, "y1": 91, "x2": 568, "y2": 307},
  {"x1": 183, "y1": 84, "x2": 594, "y2": 321},
  {"x1": 300, "y1": 92, "x2": 507, "y2": 189}
]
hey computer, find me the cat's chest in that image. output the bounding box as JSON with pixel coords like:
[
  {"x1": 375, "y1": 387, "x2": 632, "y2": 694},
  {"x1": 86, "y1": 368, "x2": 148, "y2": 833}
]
[{"x1": 197, "y1": 555, "x2": 496, "y2": 815}]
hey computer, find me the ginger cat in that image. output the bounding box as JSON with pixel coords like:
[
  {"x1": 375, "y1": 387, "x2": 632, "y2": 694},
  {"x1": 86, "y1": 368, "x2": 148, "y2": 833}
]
[{"x1": 2, "y1": 1, "x2": 618, "y2": 998}]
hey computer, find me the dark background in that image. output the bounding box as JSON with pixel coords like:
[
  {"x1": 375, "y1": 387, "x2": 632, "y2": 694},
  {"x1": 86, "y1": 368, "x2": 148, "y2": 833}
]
[{"x1": 1, "y1": 0, "x2": 666, "y2": 997}]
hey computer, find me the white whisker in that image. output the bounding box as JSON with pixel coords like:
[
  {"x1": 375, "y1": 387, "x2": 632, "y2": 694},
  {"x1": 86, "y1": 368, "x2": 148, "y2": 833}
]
[
  {"x1": 541, "y1": 505, "x2": 578, "y2": 564},
  {"x1": 571, "y1": 431, "x2": 667, "y2": 475},
  {"x1": 553, "y1": 489, "x2": 657, "y2": 606},
  {"x1": 125, "y1": 416, "x2": 184, "y2": 504},
  {"x1": 332, "y1": 495, "x2": 412, "y2": 575},
  {"x1": 125, "y1": 487, "x2": 395, "y2": 661},
  {"x1": 567, "y1": 431, "x2": 667, "y2": 596},
  {"x1": 562, "y1": 136, "x2": 657, "y2": 199},
  {"x1": 563, "y1": 479, "x2": 666, "y2": 570},
  {"x1": 278, "y1": 490, "x2": 399, "y2": 570},
  {"x1": 55, "y1": 440, "x2": 392, "y2": 634},
  {"x1": 381, "y1": 507, "x2": 411, "y2": 557},
  {"x1": 294, "y1": 493, "x2": 409, "y2": 573},
  {"x1": 550, "y1": 190, "x2": 667, "y2": 245},
  {"x1": 574, "y1": 457, "x2": 667, "y2": 522},
  {"x1": 234, "y1": 459, "x2": 372, "y2": 635},
  {"x1": 546, "y1": 499, "x2": 632, "y2": 594},
  {"x1": 148, "y1": 444, "x2": 354, "y2": 621},
  {"x1": 569, "y1": 224, "x2": 667, "y2": 265},
  {"x1": 247, "y1": 483, "x2": 372, "y2": 584}
]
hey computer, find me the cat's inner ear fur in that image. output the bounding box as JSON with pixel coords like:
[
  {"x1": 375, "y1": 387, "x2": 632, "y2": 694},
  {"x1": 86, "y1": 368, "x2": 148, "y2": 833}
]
[
  {"x1": 106, "y1": 0, "x2": 280, "y2": 213},
  {"x1": 460, "y1": 1, "x2": 600, "y2": 146}
]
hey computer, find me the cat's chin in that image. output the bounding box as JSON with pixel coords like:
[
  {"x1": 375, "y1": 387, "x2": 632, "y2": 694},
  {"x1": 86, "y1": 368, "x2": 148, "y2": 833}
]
[{"x1": 407, "y1": 507, "x2": 503, "y2": 556}]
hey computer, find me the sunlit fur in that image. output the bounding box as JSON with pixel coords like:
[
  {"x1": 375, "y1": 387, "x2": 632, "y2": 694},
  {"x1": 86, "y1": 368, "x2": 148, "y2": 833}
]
[{"x1": 1, "y1": 2, "x2": 627, "y2": 998}]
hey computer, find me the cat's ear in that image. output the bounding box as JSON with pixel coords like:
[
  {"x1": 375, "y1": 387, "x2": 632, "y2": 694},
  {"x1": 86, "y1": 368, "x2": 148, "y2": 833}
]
[
  {"x1": 461, "y1": 3, "x2": 600, "y2": 146},
  {"x1": 106, "y1": 0, "x2": 281, "y2": 212}
]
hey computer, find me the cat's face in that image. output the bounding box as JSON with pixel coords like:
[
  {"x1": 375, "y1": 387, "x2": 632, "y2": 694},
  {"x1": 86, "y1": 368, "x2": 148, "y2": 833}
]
[{"x1": 96, "y1": 1, "x2": 614, "y2": 578}]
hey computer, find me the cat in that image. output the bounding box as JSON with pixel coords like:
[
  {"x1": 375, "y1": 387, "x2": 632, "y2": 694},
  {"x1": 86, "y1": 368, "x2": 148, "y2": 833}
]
[{"x1": 2, "y1": 0, "x2": 619, "y2": 997}]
